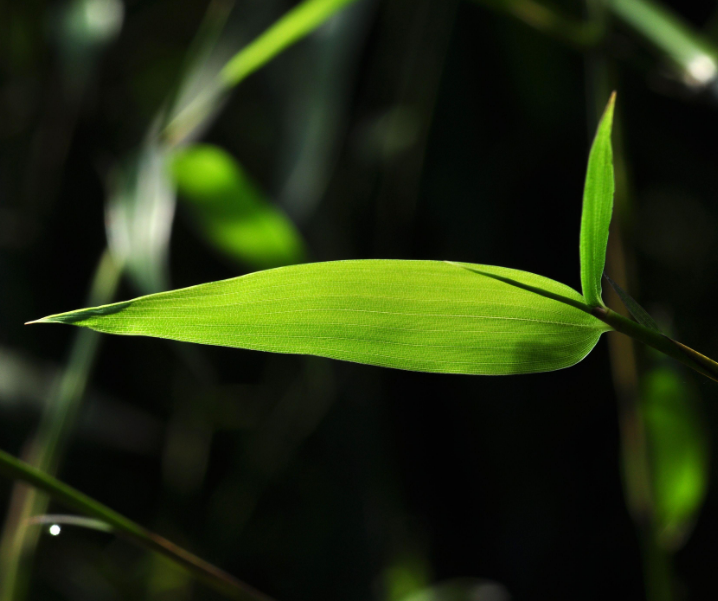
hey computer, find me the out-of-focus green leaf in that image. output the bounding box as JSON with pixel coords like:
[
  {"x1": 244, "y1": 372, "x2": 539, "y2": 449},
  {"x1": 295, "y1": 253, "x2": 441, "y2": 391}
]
[
  {"x1": 399, "y1": 579, "x2": 510, "y2": 601},
  {"x1": 642, "y1": 367, "x2": 709, "y2": 549},
  {"x1": 385, "y1": 553, "x2": 431, "y2": 601},
  {"x1": 32, "y1": 260, "x2": 609, "y2": 375},
  {"x1": 171, "y1": 144, "x2": 306, "y2": 269},
  {"x1": 106, "y1": 142, "x2": 175, "y2": 293},
  {"x1": 580, "y1": 92, "x2": 615, "y2": 308},
  {"x1": 220, "y1": 0, "x2": 360, "y2": 88}
]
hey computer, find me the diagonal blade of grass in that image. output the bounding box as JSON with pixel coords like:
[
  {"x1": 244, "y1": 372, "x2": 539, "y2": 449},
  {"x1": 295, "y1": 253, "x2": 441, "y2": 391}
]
[
  {"x1": 0, "y1": 448, "x2": 273, "y2": 601},
  {"x1": 220, "y1": 0, "x2": 360, "y2": 88},
  {"x1": 606, "y1": 0, "x2": 718, "y2": 88}
]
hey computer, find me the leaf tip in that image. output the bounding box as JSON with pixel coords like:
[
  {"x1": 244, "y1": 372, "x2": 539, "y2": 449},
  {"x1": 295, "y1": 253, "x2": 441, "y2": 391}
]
[
  {"x1": 601, "y1": 91, "x2": 617, "y2": 123},
  {"x1": 25, "y1": 316, "x2": 56, "y2": 325}
]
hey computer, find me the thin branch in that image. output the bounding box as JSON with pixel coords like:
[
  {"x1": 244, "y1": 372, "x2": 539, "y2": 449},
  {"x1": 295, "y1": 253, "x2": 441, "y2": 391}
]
[{"x1": 592, "y1": 307, "x2": 718, "y2": 383}]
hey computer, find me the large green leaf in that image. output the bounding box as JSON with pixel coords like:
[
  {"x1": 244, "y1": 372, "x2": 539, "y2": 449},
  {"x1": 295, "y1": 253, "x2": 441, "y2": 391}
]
[
  {"x1": 580, "y1": 93, "x2": 616, "y2": 307},
  {"x1": 171, "y1": 144, "x2": 306, "y2": 269},
  {"x1": 32, "y1": 261, "x2": 609, "y2": 375}
]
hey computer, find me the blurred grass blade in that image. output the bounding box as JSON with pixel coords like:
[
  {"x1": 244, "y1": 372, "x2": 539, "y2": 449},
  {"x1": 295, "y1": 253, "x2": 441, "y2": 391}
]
[
  {"x1": 106, "y1": 142, "x2": 175, "y2": 293},
  {"x1": 171, "y1": 144, "x2": 306, "y2": 269},
  {"x1": 607, "y1": 0, "x2": 718, "y2": 88},
  {"x1": 641, "y1": 368, "x2": 709, "y2": 549},
  {"x1": 604, "y1": 274, "x2": 662, "y2": 333},
  {"x1": 220, "y1": 0, "x2": 360, "y2": 88},
  {"x1": 32, "y1": 260, "x2": 609, "y2": 375},
  {"x1": 580, "y1": 92, "x2": 616, "y2": 308},
  {"x1": 161, "y1": 0, "x2": 235, "y2": 146}
]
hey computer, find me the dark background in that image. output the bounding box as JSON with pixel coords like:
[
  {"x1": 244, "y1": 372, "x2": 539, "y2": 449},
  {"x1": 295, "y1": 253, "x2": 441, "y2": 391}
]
[{"x1": 2, "y1": 0, "x2": 718, "y2": 599}]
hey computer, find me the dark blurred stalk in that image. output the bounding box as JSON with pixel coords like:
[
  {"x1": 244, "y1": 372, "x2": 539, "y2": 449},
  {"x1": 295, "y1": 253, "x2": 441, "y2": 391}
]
[
  {"x1": 373, "y1": 0, "x2": 458, "y2": 255},
  {"x1": 584, "y1": 3, "x2": 673, "y2": 599},
  {"x1": 0, "y1": 250, "x2": 122, "y2": 601},
  {"x1": 471, "y1": 0, "x2": 602, "y2": 47}
]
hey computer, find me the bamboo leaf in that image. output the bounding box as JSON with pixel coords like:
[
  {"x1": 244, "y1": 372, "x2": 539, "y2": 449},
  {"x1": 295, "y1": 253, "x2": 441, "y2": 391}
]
[
  {"x1": 580, "y1": 92, "x2": 616, "y2": 308},
  {"x1": 171, "y1": 144, "x2": 306, "y2": 269},
  {"x1": 31, "y1": 261, "x2": 609, "y2": 375}
]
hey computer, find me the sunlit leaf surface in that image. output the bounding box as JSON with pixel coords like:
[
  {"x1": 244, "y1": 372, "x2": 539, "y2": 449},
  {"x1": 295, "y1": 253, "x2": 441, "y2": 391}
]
[
  {"x1": 172, "y1": 144, "x2": 306, "y2": 269},
  {"x1": 642, "y1": 367, "x2": 709, "y2": 549},
  {"x1": 580, "y1": 93, "x2": 615, "y2": 307},
  {"x1": 34, "y1": 261, "x2": 609, "y2": 375}
]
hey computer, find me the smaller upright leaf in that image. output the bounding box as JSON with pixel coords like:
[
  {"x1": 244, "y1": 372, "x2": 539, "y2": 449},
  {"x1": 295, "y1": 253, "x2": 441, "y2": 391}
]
[{"x1": 580, "y1": 92, "x2": 616, "y2": 307}]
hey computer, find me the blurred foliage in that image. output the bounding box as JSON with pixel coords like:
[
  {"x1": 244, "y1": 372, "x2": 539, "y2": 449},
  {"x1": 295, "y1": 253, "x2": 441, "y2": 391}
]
[
  {"x1": 172, "y1": 144, "x2": 306, "y2": 269},
  {"x1": 107, "y1": 142, "x2": 175, "y2": 293},
  {"x1": 642, "y1": 367, "x2": 709, "y2": 549}
]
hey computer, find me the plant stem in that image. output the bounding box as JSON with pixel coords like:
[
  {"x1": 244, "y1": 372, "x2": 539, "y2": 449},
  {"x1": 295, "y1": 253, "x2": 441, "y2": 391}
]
[
  {"x1": 593, "y1": 307, "x2": 718, "y2": 383},
  {"x1": 0, "y1": 448, "x2": 274, "y2": 601}
]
